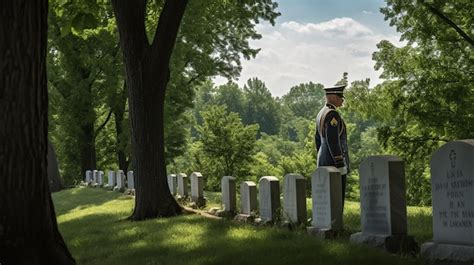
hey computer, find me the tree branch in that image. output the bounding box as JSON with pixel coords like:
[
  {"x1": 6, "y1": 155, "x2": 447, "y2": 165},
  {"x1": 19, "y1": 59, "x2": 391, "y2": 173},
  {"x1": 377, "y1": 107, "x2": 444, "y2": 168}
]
[
  {"x1": 151, "y1": 0, "x2": 188, "y2": 62},
  {"x1": 187, "y1": 74, "x2": 202, "y2": 85},
  {"x1": 112, "y1": 0, "x2": 148, "y2": 63},
  {"x1": 424, "y1": 3, "x2": 474, "y2": 46},
  {"x1": 95, "y1": 109, "x2": 113, "y2": 135}
]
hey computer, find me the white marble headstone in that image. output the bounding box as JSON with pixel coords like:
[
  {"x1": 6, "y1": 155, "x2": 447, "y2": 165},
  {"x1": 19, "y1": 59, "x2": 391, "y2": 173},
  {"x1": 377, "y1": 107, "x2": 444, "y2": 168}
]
[
  {"x1": 107, "y1": 171, "x2": 116, "y2": 187},
  {"x1": 115, "y1": 170, "x2": 125, "y2": 189},
  {"x1": 359, "y1": 155, "x2": 407, "y2": 236},
  {"x1": 259, "y1": 176, "x2": 280, "y2": 222},
  {"x1": 127, "y1": 171, "x2": 134, "y2": 189},
  {"x1": 311, "y1": 167, "x2": 343, "y2": 230},
  {"x1": 168, "y1": 174, "x2": 177, "y2": 195},
  {"x1": 430, "y1": 140, "x2": 474, "y2": 245},
  {"x1": 283, "y1": 174, "x2": 307, "y2": 223},
  {"x1": 177, "y1": 173, "x2": 188, "y2": 197},
  {"x1": 190, "y1": 172, "x2": 204, "y2": 201},
  {"x1": 240, "y1": 181, "x2": 257, "y2": 215},
  {"x1": 92, "y1": 170, "x2": 98, "y2": 184},
  {"x1": 97, "y1": 171, "x2": 104, "y2": 186},
  {"x1": 221, "y1": 176, "x2": 236, "y2": 212},
  {"x1": 85, "y1": 170, "x2": 92, "y2": 183}
]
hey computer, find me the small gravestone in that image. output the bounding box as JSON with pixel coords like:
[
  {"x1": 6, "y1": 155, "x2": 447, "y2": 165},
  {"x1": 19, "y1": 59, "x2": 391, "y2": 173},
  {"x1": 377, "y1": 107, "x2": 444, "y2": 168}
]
[
  {"x1": 240, "y1": 181, "x2": 257, "y2": 215},
  {"x1": 97, "y1": 171, "x2": 104, "y2": 186},
  {"x1": 190, "y1": 172, "x2": 205, "y2": 206},
  {"x1": 235, "y1": 181, "x2": 257, "y2": 222},
  {"x1": 114, "y1": 170, "x2": 125, "y2": 191},
  {"x1": 259, "y1": 176, "x2": 280, "y2": 223},
  {"x1": 107, "y1": 171, "x2": 116, "y2": 189},
  {"x1": 350, "y1": 155, "x2": 418, "y2": 254},
  {"x1": 307, "y1": 167, "x2": 343, "y2": 238},
  {"x1": 85, "y1": 170, "x2": 93, "y2": 184},
  {"x1": 92, "y1": 170, "x2": 98, "y2": 184},
  {"x1": 168, "y1": 174, "x2": 177, "y2": 195},
  {"x1": 177, "y1": 173, "x2": 188, "y2": 197},
  {"x1": 283, "y1": 174, "x2": 306, "y2": 224},
  {"x1": 127, "y1": 171, "x2": 134, "y2": 190},
  {"x1": 421, "y1": 140, "x2": 474, "y2": 264},
  {"x1": 221, "y1": 176, "x2": 236, "y2": 212}
]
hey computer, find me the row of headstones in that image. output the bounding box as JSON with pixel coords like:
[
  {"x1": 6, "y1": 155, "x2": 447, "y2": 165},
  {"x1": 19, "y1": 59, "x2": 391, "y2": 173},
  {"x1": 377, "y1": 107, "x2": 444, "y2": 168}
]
[
  {"x1": 85, "y1": 169, "x2": 135, "y2": 191},
  {"x1": 83, "y1": 140, "x2": 472, "y2": 263},
  {"x1": 217, "y1": 140, "x2": 473, "y2": 264},
  {"x1": 167, "y1": 172, "x2": 206, "y2": 206},
  {"x1": 219, "y1": 172, "x2": 342, "y2": 228}
]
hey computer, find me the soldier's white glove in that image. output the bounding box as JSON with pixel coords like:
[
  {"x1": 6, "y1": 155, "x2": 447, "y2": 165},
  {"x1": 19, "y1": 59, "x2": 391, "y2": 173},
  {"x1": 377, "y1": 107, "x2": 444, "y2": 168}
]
[{"x1": 339, "y1": 167, "x2": 347, "y2": 175}]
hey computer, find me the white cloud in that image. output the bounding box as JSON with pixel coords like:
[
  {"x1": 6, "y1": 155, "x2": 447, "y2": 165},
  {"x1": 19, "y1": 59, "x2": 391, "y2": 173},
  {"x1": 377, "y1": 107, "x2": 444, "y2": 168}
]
[
  {"x1": 362, "y1": 10, "x2": 374, "y2": 14},
  {"x1": 215, "y1": 17, "x2": 402, "y2": 97},
  {"x1": 281, "y1": 18, "x2": 373, "y2": 37}
]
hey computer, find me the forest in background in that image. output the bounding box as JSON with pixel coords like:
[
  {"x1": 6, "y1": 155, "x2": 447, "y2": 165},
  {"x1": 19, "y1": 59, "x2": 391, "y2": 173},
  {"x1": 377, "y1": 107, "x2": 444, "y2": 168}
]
[{"x1": 47, "y1": 0, "x2": 473, "y2": 206}]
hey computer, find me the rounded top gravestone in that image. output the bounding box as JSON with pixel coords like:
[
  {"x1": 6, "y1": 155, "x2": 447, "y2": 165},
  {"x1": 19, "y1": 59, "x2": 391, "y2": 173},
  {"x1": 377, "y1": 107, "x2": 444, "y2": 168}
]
[
  {"x1": 430, "y1": 140, "x2": 474, "y2": 245},
  {"x1": 259, "y1": 176, "x2": 280, "y2": 222}
]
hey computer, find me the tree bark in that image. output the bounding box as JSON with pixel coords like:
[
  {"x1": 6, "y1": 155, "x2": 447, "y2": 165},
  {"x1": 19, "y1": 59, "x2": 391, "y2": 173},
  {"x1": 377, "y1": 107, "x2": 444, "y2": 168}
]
[
  {"x1": 112, "y1": 0, "x2": 188, "y2": 219},
  {"x1": 0, "y1": 0, "x2": 75, "y2": 264},
  {"x1": 80, "y1": 121, "x2": 97, "y2": 179},
  {"x1": 114, "y1": 81, "x2": 129, "y2": 172}
]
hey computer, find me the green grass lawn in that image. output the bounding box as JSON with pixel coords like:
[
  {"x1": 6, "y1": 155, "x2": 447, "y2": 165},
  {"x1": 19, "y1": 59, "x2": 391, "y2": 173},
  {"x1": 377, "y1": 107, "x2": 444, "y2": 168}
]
[{"x1": 53, "y1": 188, "x2": 431, "y2": 265}]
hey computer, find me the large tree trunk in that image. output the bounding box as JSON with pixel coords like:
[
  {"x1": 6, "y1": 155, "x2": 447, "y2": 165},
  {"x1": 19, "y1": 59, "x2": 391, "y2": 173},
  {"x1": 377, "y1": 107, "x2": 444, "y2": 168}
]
[
  {"x1": 112, "y1": 0, "x2": 188, "y2": 220},
  {"x1": 0, "y1": 1, "x2": 75, "y2": 264},
  {"x1": 114, "y1": 81, "x2": 129, "y2": 172},
  {"x1": 80, "y1": 122, "x2": 97, "y2": 178},
  {"x1": 80, "y1": 70, "x2": 97, "y2": 177}
]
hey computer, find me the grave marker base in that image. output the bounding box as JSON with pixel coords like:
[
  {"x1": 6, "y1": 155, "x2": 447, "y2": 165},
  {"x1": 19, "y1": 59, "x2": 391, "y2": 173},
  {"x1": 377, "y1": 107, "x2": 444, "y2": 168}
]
[
  {"x1": 421, "y1": 242, "x2": 474, "y2": 265},
  {"x1": 350, "y1": 232, "x2": 419, "y2": 255},
  {"x1": 124, "y1": 188, "x2": 135, "y2": 196},
  {"x1": 234, "y1": 214, "x2": 254, "y2": 223},
  {"x1": 113, "y1": 186, "x2": 125, "y2": 192},
  {"x1": 307, "y1": 227, "x2": 341, "y2": 239}
]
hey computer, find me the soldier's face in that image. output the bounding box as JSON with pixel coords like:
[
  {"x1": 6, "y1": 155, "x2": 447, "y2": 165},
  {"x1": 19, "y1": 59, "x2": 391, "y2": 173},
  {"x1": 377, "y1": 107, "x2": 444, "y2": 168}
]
[
  {"x1": 326, "y1": 94, "x2": 344, "y2": 107},
  {"x1": 334, "y1": 95, "x2": 344, "y2": 107}
]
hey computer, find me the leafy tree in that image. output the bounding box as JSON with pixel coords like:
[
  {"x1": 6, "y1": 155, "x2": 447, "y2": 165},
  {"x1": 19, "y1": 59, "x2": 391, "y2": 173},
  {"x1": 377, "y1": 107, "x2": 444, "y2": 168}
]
[
  {"x1": 112, "y1": 0, "x2": 188, "y2": 219},
  {"x1": 190, "y1": 80, "x2": 217, "y2": 139},
  {"x1": 214, "y1": 82, "x2": 246, "y2": 116},
  {"x1": 0, "y1": 0, "x2": 75, "y2": 263},
  {"x1": 248, "y1": 152, "x2": 282, "y2": 183},
  {"x1": 278, "y1": 122, "x2": 317, "y2": 193},
  {"x1": 48, "y1": 0, "x2": 125, "y2": 182},
  {"x1": 279, "y1": 115, "x2": 313, "y2": 143},
  {"x1": 196, "y1": 105, "x2": 259, "y2": 189},
  {"x1": 363, "y1": 0, "x2": 474, "y2": 204},
  {"x1": 112, "y1": 0, "x2": 279, "y2": 219},
  {"x1": 242, "y1": 77, "x2": 281, "y2": 136},
  {"x1": 281, "y1": 82, "x2": 325, "y2": 120}
]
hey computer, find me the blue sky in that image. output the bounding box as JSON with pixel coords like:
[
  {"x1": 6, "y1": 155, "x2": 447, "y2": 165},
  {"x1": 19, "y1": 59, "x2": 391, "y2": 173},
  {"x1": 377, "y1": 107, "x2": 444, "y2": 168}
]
[
  {"x1": 215, "y1": 0, "x2": 403, "y2": 96},
  {"x1": 276, "y1": 0, "x2": 398, "y2": 35}
]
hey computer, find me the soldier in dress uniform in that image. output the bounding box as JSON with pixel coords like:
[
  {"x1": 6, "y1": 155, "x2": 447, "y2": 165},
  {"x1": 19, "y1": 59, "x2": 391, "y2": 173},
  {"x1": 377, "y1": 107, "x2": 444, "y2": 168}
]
[{"x1": 315, "y1": 84, "x2": 350, "y2": 208}]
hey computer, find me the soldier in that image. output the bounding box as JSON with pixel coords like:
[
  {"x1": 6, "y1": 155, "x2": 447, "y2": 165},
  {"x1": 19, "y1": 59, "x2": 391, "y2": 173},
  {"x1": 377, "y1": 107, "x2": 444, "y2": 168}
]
[{"x1": 315, "y1": 84, "x2": 350, "y2": 208}]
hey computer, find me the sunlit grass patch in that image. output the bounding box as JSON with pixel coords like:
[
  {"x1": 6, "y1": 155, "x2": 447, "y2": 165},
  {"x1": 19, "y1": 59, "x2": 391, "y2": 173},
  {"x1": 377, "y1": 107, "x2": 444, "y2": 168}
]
[{"x1": 53, "y1": 188, "x2": 428, "y2": 265}]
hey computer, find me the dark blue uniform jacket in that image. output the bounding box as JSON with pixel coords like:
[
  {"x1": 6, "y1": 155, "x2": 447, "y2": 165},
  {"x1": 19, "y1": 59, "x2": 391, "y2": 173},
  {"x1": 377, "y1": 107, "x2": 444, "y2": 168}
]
[{"x1": 315, "y1": 103, "x2": 350, "y2": 173}]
